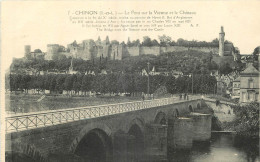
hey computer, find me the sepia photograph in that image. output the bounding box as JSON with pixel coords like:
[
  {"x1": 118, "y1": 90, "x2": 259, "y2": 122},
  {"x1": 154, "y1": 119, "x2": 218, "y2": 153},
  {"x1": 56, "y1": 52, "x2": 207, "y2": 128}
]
[{"x1": 1, "y1": 1, "x2": 259, "y2": 162}]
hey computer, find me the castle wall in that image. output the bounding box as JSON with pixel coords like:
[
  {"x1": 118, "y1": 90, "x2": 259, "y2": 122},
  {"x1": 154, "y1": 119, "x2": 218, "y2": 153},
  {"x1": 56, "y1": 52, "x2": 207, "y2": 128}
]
[
  {"x1": 160, "y1": 46, "x2": 219, "y2": 54},
  {"x1": 189, "y1": 47, "x2": 219, "y2": 54},
  {"x1": 60, "y1": 38, "x2": 221, "y2": 61},
  {"x1": 127, "y1": 47, "x2": 140, "y2": 56},
  {"x1": 111, "y1": 45, "x2": 118, "y2": 60},
  {"x1": 160, "y1": 46, "x2": 189, "y2": 53},
  {"x1": 103, "y1": 45, "x2": 111, "y2": 59},
  {"x1": 59, "y1": 52, "x2": 72, "y2": 58},
  {"x1": 97, "y1": 46, "x2": 103, "y2": 58},
  {"x1": 140, "y1": 46, "x2": 161, "y2": 56},
  {"x1": 115, "y1": 45, "x2": 123, "y2": 60}
]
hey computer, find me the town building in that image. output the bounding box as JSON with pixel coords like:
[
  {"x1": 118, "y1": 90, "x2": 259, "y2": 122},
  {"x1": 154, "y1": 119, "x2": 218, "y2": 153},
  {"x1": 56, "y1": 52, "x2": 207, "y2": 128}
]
[
  {"x1": 232, "y1": 77, "x2": 240, "y2": 99},
  {"x1": 239, "y1": 63, "x2": 259, "y2": 103}
]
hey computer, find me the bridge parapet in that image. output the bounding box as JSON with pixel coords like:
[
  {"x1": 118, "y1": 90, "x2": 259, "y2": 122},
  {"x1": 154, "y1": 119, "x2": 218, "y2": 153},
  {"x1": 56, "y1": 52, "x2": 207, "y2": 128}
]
[{"x1": 6, "y1": 96, "x2": 201, "y2": 133}]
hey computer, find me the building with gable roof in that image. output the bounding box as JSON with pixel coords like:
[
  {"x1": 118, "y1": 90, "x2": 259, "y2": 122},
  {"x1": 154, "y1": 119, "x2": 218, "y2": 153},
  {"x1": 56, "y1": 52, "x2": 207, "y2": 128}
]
[{"x1": 239, "y1": 63, "x2": 259, "y2": 103}]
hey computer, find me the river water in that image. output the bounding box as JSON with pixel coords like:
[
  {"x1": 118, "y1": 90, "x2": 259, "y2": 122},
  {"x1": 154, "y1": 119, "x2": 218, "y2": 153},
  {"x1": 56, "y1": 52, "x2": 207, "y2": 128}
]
[{"x1": 168, "y1": 133, "x2": 259, "y2": 162}]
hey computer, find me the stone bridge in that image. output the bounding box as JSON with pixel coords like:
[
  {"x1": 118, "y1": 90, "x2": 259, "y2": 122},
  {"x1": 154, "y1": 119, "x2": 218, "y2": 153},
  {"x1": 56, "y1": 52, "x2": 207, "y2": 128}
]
[{"x1": 5, "y1": 97, "x2": 212, "y2": 162}]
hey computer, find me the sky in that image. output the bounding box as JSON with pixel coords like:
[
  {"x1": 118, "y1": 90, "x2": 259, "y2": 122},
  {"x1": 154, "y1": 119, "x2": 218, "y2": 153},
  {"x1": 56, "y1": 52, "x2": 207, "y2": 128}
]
[{"x1": 1, "y1": 1, "x2": 260, "y2": 69}]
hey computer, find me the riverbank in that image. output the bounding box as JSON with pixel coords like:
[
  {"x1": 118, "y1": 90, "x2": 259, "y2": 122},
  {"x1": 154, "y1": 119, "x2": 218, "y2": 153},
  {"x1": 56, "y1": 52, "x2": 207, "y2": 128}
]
[
  {"x1": 5, "y1": 93, "x2": 143, "y2": 114},
  {"x1": 5, "y1": 93, "x2": 177, "y2": 114}
]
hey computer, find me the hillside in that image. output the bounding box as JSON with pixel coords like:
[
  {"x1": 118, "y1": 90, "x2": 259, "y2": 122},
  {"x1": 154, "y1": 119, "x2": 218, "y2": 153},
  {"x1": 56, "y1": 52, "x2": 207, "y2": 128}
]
[{"x1": 10, "y1": 50, "x2": 220, "y2": 74}]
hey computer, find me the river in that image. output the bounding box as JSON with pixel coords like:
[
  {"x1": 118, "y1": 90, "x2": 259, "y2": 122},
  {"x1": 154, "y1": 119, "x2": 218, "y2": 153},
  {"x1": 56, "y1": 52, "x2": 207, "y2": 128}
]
[{"x1": 168, "y1": 133, "x2": 259, "y2": 162}]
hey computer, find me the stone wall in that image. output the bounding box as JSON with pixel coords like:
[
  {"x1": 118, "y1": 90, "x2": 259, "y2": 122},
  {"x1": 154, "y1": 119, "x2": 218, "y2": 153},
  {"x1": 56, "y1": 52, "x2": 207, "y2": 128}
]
[
  {"x1": 103, "y1": 45, "x2": 111, "y2": 58},
  {"x1": 189, "y1": 47, "x2": 218, "y2": 54},
  {"x1": 160, "y1": 46, "x2": 188, "y2": 53},
  {"x1": 97, "y1": 46, "x2": 103, "y2": 58},
  {"x1": 127, "y1": 46, "x2": 140, "y2": 56},
  {"x1": 140, "y1": 46, "x2": 161, "y2": 56}
]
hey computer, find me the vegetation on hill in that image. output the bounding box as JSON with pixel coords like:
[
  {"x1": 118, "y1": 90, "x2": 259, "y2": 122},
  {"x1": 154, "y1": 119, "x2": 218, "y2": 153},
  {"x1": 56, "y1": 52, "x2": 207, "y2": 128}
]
[
  {"x1": 220, "y1": 102, "x2": 259, "y2": 138},
  {"x1": 10, "y1": 50, "x2": 220, "y2": 75},
  {"x1": 230, "y1": 102, "x2": 259, "y2": 138}
]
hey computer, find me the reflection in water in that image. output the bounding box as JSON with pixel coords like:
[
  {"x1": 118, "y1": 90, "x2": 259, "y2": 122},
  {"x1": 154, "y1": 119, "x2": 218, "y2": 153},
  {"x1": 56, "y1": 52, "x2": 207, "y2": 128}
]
[{"x1": 169, "y1": 133, "x2": 259, "y2": 162}]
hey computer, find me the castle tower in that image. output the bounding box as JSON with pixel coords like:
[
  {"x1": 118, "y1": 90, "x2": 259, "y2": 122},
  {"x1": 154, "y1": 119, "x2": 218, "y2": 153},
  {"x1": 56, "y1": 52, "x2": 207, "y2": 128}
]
[
  {"x1": 105, "y1": 36, "x2": 110, "y2": 45},
  {"x1": 24, "y1": 45, "x2": 31, "y2": 57},
  {"x1": 46, "y1": 44, "x2": 59, "y2": 60},
  {"x1": 219, "y1": 26, "x2": 225, "y2": 57}
]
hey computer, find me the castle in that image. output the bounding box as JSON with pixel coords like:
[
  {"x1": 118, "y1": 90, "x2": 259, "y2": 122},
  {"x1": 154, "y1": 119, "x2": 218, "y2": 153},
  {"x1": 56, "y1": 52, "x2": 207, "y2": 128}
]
[{"x1": 25, "y1": 27, "x2": 238, "y2": 61}]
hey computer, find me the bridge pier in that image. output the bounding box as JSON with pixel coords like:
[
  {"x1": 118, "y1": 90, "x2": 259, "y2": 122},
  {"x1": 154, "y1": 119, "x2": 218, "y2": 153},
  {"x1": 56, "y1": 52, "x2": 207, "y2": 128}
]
[
  {"x1": 113, "y1": 132, "x2": 129, "y2": 162},
  {"x1": 188, "y1": 112, "x2": 212, "y2": 141},
  {"x1": 145, "y1": 124, "x2": 168, "y2": 162},
  {"x1": 167, "y1": 117, "x2": 193, "y2": 152}
]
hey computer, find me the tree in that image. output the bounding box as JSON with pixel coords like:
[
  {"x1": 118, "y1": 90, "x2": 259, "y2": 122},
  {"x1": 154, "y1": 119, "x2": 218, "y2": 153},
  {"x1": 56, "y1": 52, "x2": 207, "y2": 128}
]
[
  {"x1": 212, "y1": 38, "x2": 219, "y2": 44},
  {"x1": 132, "y1": 39, "x2": 140, "y2": 46},
  {"x1": 49, "y1": 75, "x2": 57, "y2": 94},
  {"x1": 176, "y1": 38, "x2": 186, "y2": 46},
  {"x1": 64, "y1": 75, "x2": 74, "y2": 94},
  {"x1": 56, "y1": 75, "x2": 65, "y2": 94},
  {"x1": 165, "y1": 75, "x2": 176, "y2": 94},
  {"x1": 151, "y1": 39, "x2": 160, "y2": 46},
  {"x1": 81, "y1": 75, "x2": 93, "y2": 96},
  {"x1": 252, "y1": 46, "x2": 259, "y2": 61},
  {"x1": 72, "y1": 74, "x2": 82, "y2": 95},
  {"x1": 231, "y1": 102, "x2": 259, "y2": 137},
  {"x1": 142, "y1": 36, "x2": 153, "y2": 47},
  {"x1": 158, "y1": 35, "x2": 172, "y2": 47},
  {"x1": 34, "y1": 49, "x2": 42, "y2": 53},
  {"x1": 111, "y1": 40, "x2": 119, "y2": 45},
  {"x1": 219, "y1": 63, "x2": 233, "y2": 75}
]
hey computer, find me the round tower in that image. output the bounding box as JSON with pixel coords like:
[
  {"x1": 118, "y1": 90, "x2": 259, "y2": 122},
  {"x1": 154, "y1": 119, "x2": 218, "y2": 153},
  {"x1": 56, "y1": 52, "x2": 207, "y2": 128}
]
[
  {"x1": 24, "y1": 45, "x2": 31, "y2": 56},
  {"x1": 219, "y1": 26, "x2": 225, "y2": 57},
  {"x1": 46, "y1": 44, "x2": 59, "y2": 60}
]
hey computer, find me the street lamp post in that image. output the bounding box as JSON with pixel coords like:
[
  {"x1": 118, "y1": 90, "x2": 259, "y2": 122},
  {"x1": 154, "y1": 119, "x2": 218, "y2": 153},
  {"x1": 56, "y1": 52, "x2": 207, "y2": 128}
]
[
  {"x1": 192, "y1": 73, "x2": 194, "y2": 94},
  {"x1": 147, "y1": 62, "x2": 150, "y2": 95}
]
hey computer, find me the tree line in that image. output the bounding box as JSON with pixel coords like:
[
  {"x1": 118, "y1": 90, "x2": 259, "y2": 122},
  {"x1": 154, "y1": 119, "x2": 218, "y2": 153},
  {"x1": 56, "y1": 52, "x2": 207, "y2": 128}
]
[{"x1": 6, "y1": 73, "x2": 217, "y2": 96}]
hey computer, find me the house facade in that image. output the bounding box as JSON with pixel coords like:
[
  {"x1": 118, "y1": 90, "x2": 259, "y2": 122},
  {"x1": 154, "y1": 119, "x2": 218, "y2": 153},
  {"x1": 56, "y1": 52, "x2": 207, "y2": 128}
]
[{"x1": 239, "y1": 63, "x2": 259, "y2": 103}]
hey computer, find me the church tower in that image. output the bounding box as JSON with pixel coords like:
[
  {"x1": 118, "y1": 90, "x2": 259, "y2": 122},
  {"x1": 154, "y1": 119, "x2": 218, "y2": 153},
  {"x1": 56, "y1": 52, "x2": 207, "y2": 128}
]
[{"x1": 219, "y1": 26, "x2": 225, "y2": 57}]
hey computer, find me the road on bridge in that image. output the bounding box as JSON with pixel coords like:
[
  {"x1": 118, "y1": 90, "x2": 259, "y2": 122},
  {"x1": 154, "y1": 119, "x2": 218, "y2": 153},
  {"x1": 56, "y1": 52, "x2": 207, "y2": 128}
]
[{"x1": 5, "y1": 95, "x2": 201, "y2": 133}]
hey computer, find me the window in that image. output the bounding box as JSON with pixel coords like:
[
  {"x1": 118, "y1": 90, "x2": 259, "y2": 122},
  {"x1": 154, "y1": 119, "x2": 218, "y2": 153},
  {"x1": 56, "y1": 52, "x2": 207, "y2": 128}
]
[
  {"x1": 248, "y1": 92, "x2": 255, "y2": 101},
  {"x1": 249, "y1": 79, "x2": 254, "y2": 88}
]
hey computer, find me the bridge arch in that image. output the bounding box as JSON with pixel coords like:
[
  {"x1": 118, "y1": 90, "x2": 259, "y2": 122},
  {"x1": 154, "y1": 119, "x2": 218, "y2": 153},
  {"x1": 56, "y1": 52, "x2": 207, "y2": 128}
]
[
  {"x1": 126, "y1": 118, "x2": 145, "y2": 161},
  {"x1": 154, "y1": 111, "x2": 167, "y2": 125},
  {"x1": 197, "y1": 103, "x2": 201, "y2": 109},
  {"x1": 125, "y1": 118, "x2": 145, "y2": 134},
  {"x1": 70, "y1": 123, "x2": 113, "y2": 162},
  {"x1": 5, "y1": 142, "x2": 46, "y2": 162},
  {"x1": 73, "y1": 128, "x2": 113, "y2": 162},
  {"x1": 189, "y1": 105, "x2": 193, "y2": 112},
  {"x1": 175, "y1": 109, "x2": 180, "y2": 117}
]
